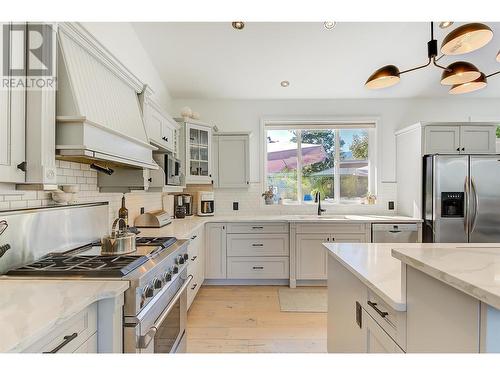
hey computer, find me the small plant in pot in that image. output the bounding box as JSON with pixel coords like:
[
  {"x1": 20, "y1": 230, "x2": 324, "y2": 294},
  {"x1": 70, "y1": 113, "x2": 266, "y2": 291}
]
[{"x1": 262, "y1": 187, "x2": 275, "y2": 205}]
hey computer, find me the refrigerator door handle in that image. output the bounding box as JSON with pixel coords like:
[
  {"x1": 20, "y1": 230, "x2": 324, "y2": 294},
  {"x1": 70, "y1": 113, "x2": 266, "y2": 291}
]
[
  {"x1": 470, "y1": 177, "x2": 479, "y2": 234},
  {"x1": 464, "y1": 176, "x2": 469, "y2": 236}
]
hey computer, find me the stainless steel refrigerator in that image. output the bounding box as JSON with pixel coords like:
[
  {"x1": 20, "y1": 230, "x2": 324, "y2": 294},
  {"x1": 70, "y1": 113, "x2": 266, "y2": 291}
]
[{"x1": 423, "y1": 154, "x2": 500, "y2": 243}]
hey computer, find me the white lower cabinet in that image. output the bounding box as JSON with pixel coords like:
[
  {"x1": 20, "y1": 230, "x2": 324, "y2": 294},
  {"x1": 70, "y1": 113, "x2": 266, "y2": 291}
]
[
  {"x1": 296, "y1": 226, "x2": 368, "y2": 281},
  {"x1": 187, "y1": 226, "x2": 205, "y2": 309},
  {"x1": 296, "y1": 234, "x2": 329, "y2": 280},
  {"x1": 227, "y1": 256, "x2": 289, "y2": 279},
  {"x1": 24, "y1": 303, "x2": 98, "y2": 353},
  {"x1": 363, "y1": 308, "x2": 404, "y2": 353},
  {"x1": 205, "y1": 223, "x2": 227, "y2": 279}
]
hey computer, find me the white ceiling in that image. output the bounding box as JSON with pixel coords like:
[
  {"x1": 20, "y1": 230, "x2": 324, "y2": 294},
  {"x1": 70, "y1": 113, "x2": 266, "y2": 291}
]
[{"x1": 132, "y1": 22, "x2": 500, "y2": 99}]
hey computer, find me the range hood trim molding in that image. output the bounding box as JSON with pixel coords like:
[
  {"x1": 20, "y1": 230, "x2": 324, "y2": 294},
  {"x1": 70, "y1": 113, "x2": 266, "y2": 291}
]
[{"x1": 56, "y1": 115, "x2": 157, "y2": 151}]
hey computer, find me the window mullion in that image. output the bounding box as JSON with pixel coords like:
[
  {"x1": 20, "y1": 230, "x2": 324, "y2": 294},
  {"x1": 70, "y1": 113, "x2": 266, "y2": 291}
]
[
  {"x1": 334, "y1": 129, "x2": 341, "y2": 203},
  {"x1": 297, "y1": 130, "x2": 303, "y2": 203}
]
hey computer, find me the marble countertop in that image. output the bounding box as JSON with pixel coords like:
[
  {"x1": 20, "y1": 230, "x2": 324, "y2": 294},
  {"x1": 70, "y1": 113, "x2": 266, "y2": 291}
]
[
  {"x1": 325, "y1": 243, "x2": 409, "y2": 311},
  {"x1": 392, "y1": 245, "x2": 500, "y2": 310},
  {"x1": 139, "y1": 214, "x2": 421, "y2": 240},
  {"x1": 324, "y1": 242, "x2": 491, "y2": 311},
  {"x1": 0, "y1": 279, "x2": 128, "y2": 353}
]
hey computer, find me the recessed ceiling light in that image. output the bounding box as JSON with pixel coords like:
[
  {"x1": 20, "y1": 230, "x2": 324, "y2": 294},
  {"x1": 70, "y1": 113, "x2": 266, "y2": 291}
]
[
  {"x1": 280, "y1": 80, "x2": 290, "y2": 87},
  {"x1": 496, "y1": 50, "x2": 500, "y2": 62},
  {"x1": 439, "y1": 21, "x2": 454, "y2": 29},
  {"x1": 232, "y1": 21, "x2": 245, "y2": 30},
  {"x1": 324, "y1": 21, "x2": 336, "y2": 30}
]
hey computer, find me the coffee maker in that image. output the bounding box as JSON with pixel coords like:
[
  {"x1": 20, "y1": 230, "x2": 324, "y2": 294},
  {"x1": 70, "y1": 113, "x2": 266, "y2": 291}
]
[
  {"x1": 196, "y1": 191, "x2": 215, "y2": 216},
  {"x1": 174, "y1": 194, "x2": 193, "y2": 218}
]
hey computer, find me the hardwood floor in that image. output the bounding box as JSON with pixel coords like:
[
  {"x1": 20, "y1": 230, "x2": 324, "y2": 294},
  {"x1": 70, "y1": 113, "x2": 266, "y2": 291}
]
[{"x1": 186, "y1": 285, "x2": 327, "y2": 353}]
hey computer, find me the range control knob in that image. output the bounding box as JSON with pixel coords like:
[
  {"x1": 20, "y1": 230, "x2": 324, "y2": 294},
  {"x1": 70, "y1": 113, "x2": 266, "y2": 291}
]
[
  {"x1": 173, "y1": 266, "x2": 179, "y2": 274},
  {"x1": 153, "y1": 278, "x2": 163, "y2": 289},
  {"x1": 143, "y1": 285, "x2": 154, "y2": 298},
  {"x1": 183, "y1": 253, "x2": 189, "y2": 261},
  {"x1": 178, "y1": 255, "x2": 185, "y2": 265},
  {"x1": 163, "y1": 271, "x2": 172, "y2": 282}
]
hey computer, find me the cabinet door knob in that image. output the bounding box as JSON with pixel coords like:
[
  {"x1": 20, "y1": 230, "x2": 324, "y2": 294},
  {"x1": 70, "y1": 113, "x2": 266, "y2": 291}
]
[
  {"x1": 456, "y1": 147, "x2": 460, "y2": 151},
  {"x1": 148, "y1": 178, "x2": 152, "y2": 182},
  {"x1": 462, "y1": 147, "x2": 465, "y2": 151}
]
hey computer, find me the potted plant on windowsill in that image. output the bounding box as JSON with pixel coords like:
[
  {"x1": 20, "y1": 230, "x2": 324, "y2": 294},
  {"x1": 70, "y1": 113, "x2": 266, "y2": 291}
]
[{"x1": 262, "y1": 187, "x2": 275, "y2": 205}]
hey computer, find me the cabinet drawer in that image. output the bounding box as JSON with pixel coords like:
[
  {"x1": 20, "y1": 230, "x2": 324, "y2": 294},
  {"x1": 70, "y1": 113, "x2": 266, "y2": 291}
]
[
  {"x1": 365, "y1": 290, "x2": 406, "y2": 351},
  {"x1": 227, "y1": 222, "x2": 288, "y2": 234},
  {"x1": 24, "y1": 303, "x2": 97, "y2": 353},
  {"x1": 227, "y1": 257, "x2": 290, "y2": 279},
  {"x1": 362, "y1": 308, "x2": 404, "y2": 353},
  {"x1": 296, "y1": 223, "x2": 367, "y2": 234},
  {"x1": 73, "y1": 333, "x2": 98, "y2": 353},
  {"x1": 227, "y1": 234, "x2": 289, "y2": 256}
]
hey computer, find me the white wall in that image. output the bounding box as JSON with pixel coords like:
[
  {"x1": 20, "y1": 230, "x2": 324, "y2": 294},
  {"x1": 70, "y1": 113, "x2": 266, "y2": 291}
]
[
  {"x1": 81, "y1": 22, "x2": 174, "y2": 113},
  {"x1": 172, "y1": 98, "x2": 500, "y2": 183}
]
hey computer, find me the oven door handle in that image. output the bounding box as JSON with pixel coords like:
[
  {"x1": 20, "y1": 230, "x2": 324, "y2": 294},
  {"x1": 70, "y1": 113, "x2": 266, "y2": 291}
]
[{"x1": 138, "y1": 274, "x2": 193, "y2": 349}]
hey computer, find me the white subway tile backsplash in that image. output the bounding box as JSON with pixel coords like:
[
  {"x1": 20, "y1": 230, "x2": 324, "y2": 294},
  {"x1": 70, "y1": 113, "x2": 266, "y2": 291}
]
[{"x1": 9, "y1": 200, "x2": 28, "y2": 209}]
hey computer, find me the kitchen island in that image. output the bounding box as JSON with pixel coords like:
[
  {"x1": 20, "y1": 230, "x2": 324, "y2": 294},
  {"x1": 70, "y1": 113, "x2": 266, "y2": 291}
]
[{"x1": 325, "y1": 242, "x2": 500, "y2": 353}]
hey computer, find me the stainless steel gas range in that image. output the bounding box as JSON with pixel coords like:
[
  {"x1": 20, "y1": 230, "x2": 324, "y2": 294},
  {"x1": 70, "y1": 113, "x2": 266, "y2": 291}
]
[{"x1": 0, "y1": 203, "x2": 191, "y2": 353}]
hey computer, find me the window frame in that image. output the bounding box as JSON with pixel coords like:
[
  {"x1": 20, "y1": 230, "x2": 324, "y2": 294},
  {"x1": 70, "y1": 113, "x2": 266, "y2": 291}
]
[{"x1": 261, "y1": 118, "x2": 378, "y2": 205}]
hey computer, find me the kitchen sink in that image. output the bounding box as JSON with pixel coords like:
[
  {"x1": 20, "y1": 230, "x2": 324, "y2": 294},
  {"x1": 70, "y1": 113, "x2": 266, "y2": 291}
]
[{"x1": 294, "y1": 215, "x2": 349, "y2": 220}]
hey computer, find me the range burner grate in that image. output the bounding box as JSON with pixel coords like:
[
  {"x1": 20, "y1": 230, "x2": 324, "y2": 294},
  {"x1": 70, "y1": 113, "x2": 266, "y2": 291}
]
[{"x1": 6, "y1": 254, "x2": 147, "y2": 277}]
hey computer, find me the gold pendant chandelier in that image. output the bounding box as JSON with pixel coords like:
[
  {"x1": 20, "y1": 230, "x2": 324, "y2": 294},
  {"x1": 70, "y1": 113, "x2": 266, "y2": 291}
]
[{"x1": 365, "y1": 22, "x2": 500, "y2": 94}]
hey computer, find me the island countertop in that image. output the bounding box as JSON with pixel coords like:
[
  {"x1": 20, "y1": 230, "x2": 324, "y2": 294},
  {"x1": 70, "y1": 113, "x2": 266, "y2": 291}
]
[
  {"x1": 324, "y1": 242, "x2": 498, "y2": 312},
  {"x1": 392, "y1": 245, "x2": 500, "y2": 310}
]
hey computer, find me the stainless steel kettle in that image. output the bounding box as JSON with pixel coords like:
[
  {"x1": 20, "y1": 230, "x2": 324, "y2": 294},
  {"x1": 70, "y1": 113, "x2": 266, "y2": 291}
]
[{"x1": 101, "y1": 218, "x2": 136, "y2": 255}]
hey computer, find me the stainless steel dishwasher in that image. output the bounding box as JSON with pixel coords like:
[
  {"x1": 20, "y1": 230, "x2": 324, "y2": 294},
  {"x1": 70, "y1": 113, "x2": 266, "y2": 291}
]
[{"x1": 371, "y1": 223, "x2": 419, "y2": 243}]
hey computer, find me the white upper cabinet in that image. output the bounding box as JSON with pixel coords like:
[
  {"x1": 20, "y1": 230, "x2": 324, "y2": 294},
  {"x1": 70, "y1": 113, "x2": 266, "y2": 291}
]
[
  {"x1": 142, "y1": 97, "x2": 176, "y2": 153},
  {"x1": 0, "y1": 23, "x2": 26, "y2": 184},
  {"x1": 422, "y1": 123, "x2": 497, "y2": 155},
  {"x1": 213, "y1": 133, "x2": 250, "y2": 188},
  {"x1": 459, "y1": 125, "x2": 496, "y2": 154},
  {"x1": 182, "y1": 121, "x2": 213, "y2": 184},
  {"x1": 423, "y1": 126, "x2": 460, "y2": 154}
]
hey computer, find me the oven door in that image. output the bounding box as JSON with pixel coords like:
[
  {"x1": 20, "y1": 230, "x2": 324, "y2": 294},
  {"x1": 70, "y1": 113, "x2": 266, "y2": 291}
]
[{"x1": 124, "y1": 270, "x2": 192, "y2": 353}]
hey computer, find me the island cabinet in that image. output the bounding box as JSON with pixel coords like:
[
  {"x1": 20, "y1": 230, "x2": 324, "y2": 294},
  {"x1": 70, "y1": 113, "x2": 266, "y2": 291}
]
[
  {"x1": 405, "y1": 265, "x2": 500, "y2": 353},
  {"x1": 292, "y1": 223, "x2": 370, "y2": 285},
  {"x1": 327, "y1": 255, "x2": 406, "y2": 353}
]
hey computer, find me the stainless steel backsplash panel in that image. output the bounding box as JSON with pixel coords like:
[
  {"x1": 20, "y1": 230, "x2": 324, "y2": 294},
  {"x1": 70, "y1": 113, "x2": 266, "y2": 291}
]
[{"x1": 0, "y1": 203, "x2": 108, "y2": 274}]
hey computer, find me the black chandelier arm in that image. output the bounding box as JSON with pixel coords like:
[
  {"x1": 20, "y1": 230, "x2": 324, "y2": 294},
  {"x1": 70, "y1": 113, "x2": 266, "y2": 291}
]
[
  {"x1": 434, "y1": 54, "x2": 445, "y2": 62},
  {"x1": 400, "y1": 58, "x2": 432, "y2": 75},
  {"x1": 432, "y1": 57, "x2": 450, "y2": 71},
  {"x1": 486, "y1": 70, "x2": 500, "y2": 78}
]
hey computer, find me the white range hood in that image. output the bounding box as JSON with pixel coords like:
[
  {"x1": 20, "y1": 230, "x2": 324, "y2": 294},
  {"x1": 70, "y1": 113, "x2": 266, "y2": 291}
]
[{"x1": 55, "y1": 23, "x2": 157, "y2": 169}]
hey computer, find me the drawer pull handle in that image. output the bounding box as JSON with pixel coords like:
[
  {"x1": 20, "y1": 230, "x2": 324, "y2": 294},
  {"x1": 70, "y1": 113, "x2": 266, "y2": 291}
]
[
  {"x1": 191, "y1": 256, "x2": 197, "y2": 261},
  {"x1": 252, "y1": 243, "x2": 264, "y2": 247},
  {"x1": 252, "y1": 266, "x2": 264, "y2": 270},
  {"x1": 43, "y1": 332, "x2": 78, "y2": 353},
  {"x1": 191, "y1": 235, "x2": 197, "y2": 240},
  {"x1": 252, "y1": 226, "x2": 264, "y2": 229},
  {"x1": 367, "y1": 301, "x2": 389, "y2": 318},
  {"x1": 190, "y1": 283, "x2": 198, "y2": 290}
]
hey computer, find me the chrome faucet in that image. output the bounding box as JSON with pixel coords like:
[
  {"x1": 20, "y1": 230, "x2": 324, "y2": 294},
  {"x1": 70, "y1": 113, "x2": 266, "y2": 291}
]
[{"x1": 314, "y1": 192, "x2": 326, "y2": 216}]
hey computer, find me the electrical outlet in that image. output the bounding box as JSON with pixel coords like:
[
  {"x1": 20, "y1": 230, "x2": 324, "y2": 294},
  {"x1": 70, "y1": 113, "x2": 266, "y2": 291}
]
[
  {"x1": 233, "y1": 202, "x2": 239, "y2": 211},
  {"x1": 388, "y1": 201, "x2": 395, "y2": 210}
]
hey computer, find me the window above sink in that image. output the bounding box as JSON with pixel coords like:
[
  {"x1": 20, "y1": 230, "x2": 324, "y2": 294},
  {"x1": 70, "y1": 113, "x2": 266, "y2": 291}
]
[{"x1": 263, "y1": 119, "x2": 376, "y2": 205}]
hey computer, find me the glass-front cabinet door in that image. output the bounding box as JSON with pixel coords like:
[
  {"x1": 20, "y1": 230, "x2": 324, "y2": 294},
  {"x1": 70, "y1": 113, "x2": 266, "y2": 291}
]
[{"x1": 185, "y1": 123, "x2": 212, "y2": 184}]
